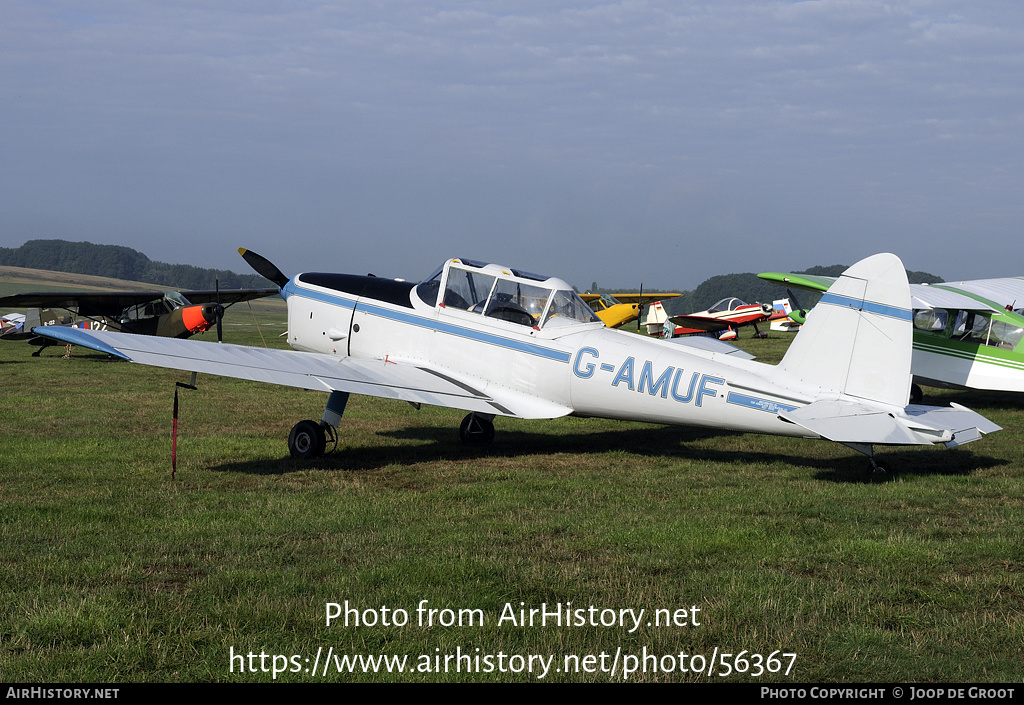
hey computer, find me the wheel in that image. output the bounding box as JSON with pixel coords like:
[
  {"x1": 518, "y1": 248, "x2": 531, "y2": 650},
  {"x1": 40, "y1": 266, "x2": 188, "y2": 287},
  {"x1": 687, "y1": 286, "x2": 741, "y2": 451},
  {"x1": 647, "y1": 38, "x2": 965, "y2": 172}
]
[
  {"x1": 288, "y1": 419, "x2": 326, "y2": 459},
  {"x1": 867, "y1": 460, "x2": 895, "y2": 481},
  {"x1": 910, "y1": 383, "x2": 923, "y2": 404},
  {"x1": 459, "y1": 413, "x2": 495, "y2": 444}
]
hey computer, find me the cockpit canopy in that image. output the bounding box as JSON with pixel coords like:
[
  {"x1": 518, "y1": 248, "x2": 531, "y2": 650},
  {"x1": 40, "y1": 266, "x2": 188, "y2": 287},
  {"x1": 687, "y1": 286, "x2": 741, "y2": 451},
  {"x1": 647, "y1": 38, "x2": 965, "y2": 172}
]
[
  {"x1": 708, "y1": 297, "x2": 747, "y2": 314},
  {"x1": 415, "y1": 259, "x2": 600, "y2": 329}
]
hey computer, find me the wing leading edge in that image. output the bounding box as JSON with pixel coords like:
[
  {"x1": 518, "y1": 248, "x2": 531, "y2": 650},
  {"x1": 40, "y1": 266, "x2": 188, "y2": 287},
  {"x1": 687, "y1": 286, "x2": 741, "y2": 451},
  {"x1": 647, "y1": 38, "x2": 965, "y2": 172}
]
[{"x1": 34, "y1": 326, "x2": 573, "y2": 420}]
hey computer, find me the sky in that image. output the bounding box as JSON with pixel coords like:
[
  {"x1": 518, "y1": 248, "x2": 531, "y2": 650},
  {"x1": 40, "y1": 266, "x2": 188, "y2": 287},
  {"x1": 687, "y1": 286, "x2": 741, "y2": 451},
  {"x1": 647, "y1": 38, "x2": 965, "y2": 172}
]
[{"x1": 2, "y1": 1, "x2": 1023, "y2": 291}]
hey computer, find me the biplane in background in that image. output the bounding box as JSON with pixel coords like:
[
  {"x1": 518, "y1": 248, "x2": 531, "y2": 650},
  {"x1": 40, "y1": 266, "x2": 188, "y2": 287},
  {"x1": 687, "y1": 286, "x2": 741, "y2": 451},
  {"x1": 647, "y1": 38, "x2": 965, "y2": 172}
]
[
  {"x1": 645, "y1": 297, "x2": 784, "y2": 340},
  {"x1": 759, "y1": 271, "x2": 1024, "y2": 399},
  {"x1": 580, "y1": 292, "x2": 682, "y2": 328},
  {"x1": 35, "y1": 249, "x2": 999, "y2": 475},
  {"x1": 0, "y1": 287, "x2": 277, "y2": 354}
]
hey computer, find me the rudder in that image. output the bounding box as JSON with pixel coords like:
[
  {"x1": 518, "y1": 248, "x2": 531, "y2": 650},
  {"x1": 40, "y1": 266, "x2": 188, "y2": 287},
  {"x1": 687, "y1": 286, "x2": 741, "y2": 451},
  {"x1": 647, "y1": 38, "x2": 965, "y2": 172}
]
[{"x1": 779, "y1": 253, "x2": 912, "y2": 407}]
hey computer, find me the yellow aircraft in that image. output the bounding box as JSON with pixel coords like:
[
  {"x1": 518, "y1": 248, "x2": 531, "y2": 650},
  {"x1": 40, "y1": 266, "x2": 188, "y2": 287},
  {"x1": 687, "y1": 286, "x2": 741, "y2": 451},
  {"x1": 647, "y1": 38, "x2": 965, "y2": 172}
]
[{"x1": 580, "y1": 292, "x2": 682, "y2": 328}]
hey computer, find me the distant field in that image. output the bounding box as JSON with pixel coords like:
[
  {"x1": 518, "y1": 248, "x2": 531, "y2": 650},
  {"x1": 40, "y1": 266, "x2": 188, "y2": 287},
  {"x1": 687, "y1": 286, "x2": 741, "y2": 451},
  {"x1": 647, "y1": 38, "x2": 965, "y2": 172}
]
[{"x1": 1, "y1": 278, "x2": 1022, "y2": 682}]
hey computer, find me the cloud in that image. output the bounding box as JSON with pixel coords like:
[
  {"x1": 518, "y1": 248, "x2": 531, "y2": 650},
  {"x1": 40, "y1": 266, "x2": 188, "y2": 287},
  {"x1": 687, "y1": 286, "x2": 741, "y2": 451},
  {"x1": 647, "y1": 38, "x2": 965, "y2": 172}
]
[{"x1": 2, "y1": 1, "x2": 1023, "y2": 287}]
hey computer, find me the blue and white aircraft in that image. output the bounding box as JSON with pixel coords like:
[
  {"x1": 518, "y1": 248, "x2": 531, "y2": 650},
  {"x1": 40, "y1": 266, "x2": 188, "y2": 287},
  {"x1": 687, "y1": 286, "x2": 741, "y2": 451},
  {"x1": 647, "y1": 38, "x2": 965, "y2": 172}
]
[{"x1": 37, "y1": 249, "x2": 1000, "y2": 474}]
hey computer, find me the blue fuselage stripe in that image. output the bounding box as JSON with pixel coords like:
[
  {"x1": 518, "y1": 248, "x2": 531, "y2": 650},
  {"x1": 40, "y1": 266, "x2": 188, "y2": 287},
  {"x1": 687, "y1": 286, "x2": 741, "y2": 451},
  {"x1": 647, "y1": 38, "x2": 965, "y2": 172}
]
[
  {"x1": 819, "y1": 293, "x2": 912, "y2": 321},
  {"x1": 285, "y1": 280, "x2": 572, "y2": 362},
  {"x1": 726, "y1": 391, "x2": 798, "y2": 414}
]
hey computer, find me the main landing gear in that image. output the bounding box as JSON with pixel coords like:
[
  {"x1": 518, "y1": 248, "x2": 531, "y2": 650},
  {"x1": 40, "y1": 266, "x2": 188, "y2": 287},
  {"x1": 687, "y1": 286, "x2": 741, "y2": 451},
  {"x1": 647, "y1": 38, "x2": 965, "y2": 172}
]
[
  {"x1": 288, "y1": 419, "x2": 336, "y2": 459},
  {"x1": 286, "y1": 394, "x2": 497, "y2": 459},
  {"x1": 288, "y1": 391, "x2": 347, "y2": 459},
  {"x1": 459, "y1": 413, "x2": 495, "y2": 444}
]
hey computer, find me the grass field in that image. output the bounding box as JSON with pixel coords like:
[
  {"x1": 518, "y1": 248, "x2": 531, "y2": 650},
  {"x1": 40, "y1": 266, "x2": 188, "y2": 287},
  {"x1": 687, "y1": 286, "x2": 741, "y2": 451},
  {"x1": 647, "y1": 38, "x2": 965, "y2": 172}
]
[{"x1": 2, "y1": 284, "x2": 1023, "y2": 682}]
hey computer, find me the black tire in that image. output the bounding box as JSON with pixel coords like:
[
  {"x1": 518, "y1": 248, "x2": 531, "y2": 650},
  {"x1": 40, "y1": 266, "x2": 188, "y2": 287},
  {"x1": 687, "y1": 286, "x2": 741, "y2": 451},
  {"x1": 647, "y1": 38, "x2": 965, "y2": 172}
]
[
  {"x1": 910, "y1": 384, "x2": 923, "y2": 404},
  {"x1": 459, "y1": 414, "x2": 495, "y2": 444},
  {"x1": 868, "y1": 460, "x2": 895, "y2": 481},
  {"x1": 288, "y1": 419, "x2": 326, "y2": 459}
]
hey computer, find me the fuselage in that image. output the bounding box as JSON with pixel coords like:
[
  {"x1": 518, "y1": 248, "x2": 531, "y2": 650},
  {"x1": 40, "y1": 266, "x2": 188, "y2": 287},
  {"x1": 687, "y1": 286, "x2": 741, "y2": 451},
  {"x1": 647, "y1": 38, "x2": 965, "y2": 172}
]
[{"x1": 280, "y1": 260, "x2": 825, "y2": 440}]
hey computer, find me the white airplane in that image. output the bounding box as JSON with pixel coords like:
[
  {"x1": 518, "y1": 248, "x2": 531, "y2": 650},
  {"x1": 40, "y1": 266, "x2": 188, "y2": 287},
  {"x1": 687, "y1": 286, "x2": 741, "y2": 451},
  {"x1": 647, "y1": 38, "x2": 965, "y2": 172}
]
[{"x1": 35, "y1": 249, "x2": 1000, "y2": 475}]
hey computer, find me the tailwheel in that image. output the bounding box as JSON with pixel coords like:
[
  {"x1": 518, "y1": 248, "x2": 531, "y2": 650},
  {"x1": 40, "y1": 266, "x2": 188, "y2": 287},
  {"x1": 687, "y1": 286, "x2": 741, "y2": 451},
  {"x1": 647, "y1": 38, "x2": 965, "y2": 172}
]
[
  {"x1": 867, "y1": 458, "x2": 895, "y2": 481},
  {"x1": 288, "y1": 419, "x2": 327, "y2": 459},
  {"x1": 459, "y1": 413, "x2": 495, "y2": 445}
]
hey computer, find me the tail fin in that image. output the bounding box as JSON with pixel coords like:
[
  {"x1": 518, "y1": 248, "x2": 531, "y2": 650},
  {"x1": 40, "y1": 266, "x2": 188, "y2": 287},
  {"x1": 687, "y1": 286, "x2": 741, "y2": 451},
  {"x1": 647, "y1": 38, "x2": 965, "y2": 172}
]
[
  {"x1": 779, "y1": 253, "x2": 912, "y2": 407},
  {"x1": 644, "y1": 300, "x2": 669, "y2": 335},
  {"x1": 25, "y1": 308, "x2": 42, "y2": 331}
]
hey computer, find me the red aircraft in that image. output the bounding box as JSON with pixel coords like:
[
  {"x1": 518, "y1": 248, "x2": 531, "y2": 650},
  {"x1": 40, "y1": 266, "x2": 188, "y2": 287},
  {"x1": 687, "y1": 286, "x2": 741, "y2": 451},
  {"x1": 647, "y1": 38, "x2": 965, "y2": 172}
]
[{"x1": 645, "y1": 297, "x2": 785, "y2": 340}]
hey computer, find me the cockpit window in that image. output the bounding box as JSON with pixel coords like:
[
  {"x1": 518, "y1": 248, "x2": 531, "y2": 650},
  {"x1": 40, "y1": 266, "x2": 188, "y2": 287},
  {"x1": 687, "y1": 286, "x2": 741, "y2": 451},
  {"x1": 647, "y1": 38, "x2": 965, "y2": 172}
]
[
  {"x1": 990, "y1": 319, "x2": 1024, "y2": 350},
  {"x1": 913, "y1": 308, "x2": 947, "y2": 332},
  {"x1": 120, "y1": 299, "x2": 172, "y2": 321},
  {"x1": 164, "y1": 292, "x2": 191, "y2": 308},
  {"x1": 443, "y1": 267, "x2": 497, "y2": 312},
  {"x1": 487, "y1": 279, "x2": 550, "y2": 327},
  {"x1": 949, "y1": 310, "x2": 1024, "y2": 349},
  {"x1": 415, "y1": 266, "x2": 443, "y2": 307},
  {"x1": 543, "y1": 290, "x2": 602, "y2": 327}
]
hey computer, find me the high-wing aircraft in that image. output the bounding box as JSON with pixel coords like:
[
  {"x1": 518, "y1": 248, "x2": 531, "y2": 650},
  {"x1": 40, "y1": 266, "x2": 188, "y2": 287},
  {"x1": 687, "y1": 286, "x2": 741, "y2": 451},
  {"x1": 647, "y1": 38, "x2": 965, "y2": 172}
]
[
  {"x1": 35, "y1": 250, "x2": 999, "y2": 475},
  {"x1": 580, "y1": 292, "x2": 682, "y2": 328},
  {"x1": 645, "y1": 297, "x2": 783, "y2": 340},
  {"x1": 759, "y1": 271, "x2": 1024, "y2": 400},
  {"x1": 0, "y1": 287, "x2": 278, "y2": 354}
]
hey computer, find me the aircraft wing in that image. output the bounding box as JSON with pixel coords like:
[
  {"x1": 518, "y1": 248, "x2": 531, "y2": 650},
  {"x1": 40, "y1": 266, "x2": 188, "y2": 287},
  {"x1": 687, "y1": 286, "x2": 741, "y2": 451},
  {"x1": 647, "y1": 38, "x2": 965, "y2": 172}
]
[
  {"x1": 179, "y1": 288, "x2": 280, "y2": 306},
  {"x1": 665, "y1": 315, "x2": 732, "y2": 332},
  {"x1": 757, "y1": 272, "x2": 836, "y2": 293},
  {"x1": 667, "y1": 312, "x2": 767, "y2": 332},
  {"x1": 758, "y1": 272, "x2": 999, "y2": 312},
  {"x1": 0, "y1": 288, "x2": 278, "y2": 315},
  {"x1": 910, "y1": 284, "x2": 1002, "y2": 312},
  {"x1": 0, "y1": 290, "x2": 173, "y2": 316},
  {"x1": 607, "y1": 293, "x2": 682, "y2": 304},
  {"x1": 33, "y1": 326, "x2": 573, "y2": 420},
  {"x1": 579, "y1": 293, "x2": 682, "y2": 303}
]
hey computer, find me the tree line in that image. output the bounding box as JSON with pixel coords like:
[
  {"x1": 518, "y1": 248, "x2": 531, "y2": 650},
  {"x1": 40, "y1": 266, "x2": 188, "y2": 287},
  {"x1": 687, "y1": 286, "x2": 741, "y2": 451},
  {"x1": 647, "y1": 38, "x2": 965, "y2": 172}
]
[
  {"x1": 2, "y1": 239, "x2": 944, "y2": 313},
  {"x1": 590, "y1": 264, "x2": 942, "y2": 316},
  {"x1": 0, "y1": 239, "x2": 268, "y2": 290}
]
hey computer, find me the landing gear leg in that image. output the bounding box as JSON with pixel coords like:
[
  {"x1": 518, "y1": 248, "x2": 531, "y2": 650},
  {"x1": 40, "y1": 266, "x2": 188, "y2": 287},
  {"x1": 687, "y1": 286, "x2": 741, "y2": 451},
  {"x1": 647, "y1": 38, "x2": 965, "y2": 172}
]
[
  {"x1": 459, "y1": 413, "x2": 495, "y2": 444},
  {"x1": 288, "y1": 391, "x2": 348, "y2": 459},
  {"x1": 843, "y1": 442, "x2": 895, "y2": 481},
  {"x1": 867, "y1": 455, "x2": 892, "y2": 480}
]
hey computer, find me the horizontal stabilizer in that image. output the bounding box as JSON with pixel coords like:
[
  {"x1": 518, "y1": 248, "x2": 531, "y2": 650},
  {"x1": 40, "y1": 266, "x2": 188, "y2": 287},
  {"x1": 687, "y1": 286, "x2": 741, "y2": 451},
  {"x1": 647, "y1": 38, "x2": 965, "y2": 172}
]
[{"x1": 779, "y1": 399, "x2": 1000, "y2": 448}]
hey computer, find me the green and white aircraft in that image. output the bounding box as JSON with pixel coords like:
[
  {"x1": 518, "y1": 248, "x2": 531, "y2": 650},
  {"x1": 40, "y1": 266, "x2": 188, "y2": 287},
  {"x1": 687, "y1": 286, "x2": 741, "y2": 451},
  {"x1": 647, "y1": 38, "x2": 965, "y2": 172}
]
[{"x1": 759, "y1": 272, "x2": 1024, "y2": 400}]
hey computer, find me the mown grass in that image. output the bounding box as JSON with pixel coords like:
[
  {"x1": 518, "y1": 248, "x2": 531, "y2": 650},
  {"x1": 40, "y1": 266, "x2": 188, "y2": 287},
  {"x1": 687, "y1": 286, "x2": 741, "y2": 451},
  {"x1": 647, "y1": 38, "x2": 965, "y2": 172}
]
[{"x1": 1, "y1": 310, "x2": 1023, "y2": 682}]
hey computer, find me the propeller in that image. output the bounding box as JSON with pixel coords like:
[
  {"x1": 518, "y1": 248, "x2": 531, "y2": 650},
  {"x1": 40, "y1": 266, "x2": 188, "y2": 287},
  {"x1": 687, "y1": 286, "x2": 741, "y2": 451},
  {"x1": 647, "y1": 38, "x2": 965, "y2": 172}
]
[
  {"x1": 786, "y1": 288, "x2": 808, "y2": 325},
  {"x1": 239, "y1": 247, "x2": 289, "y2": 288},
  {"x1": 215, "y1": 278, "x2": 224, "y2": 343},
  {"x1": 637, "y1": 282, "x2": 643, "y2": 332},
  {"x1": 195, "y1": 280, "x2": 226, "y2": 342}
]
